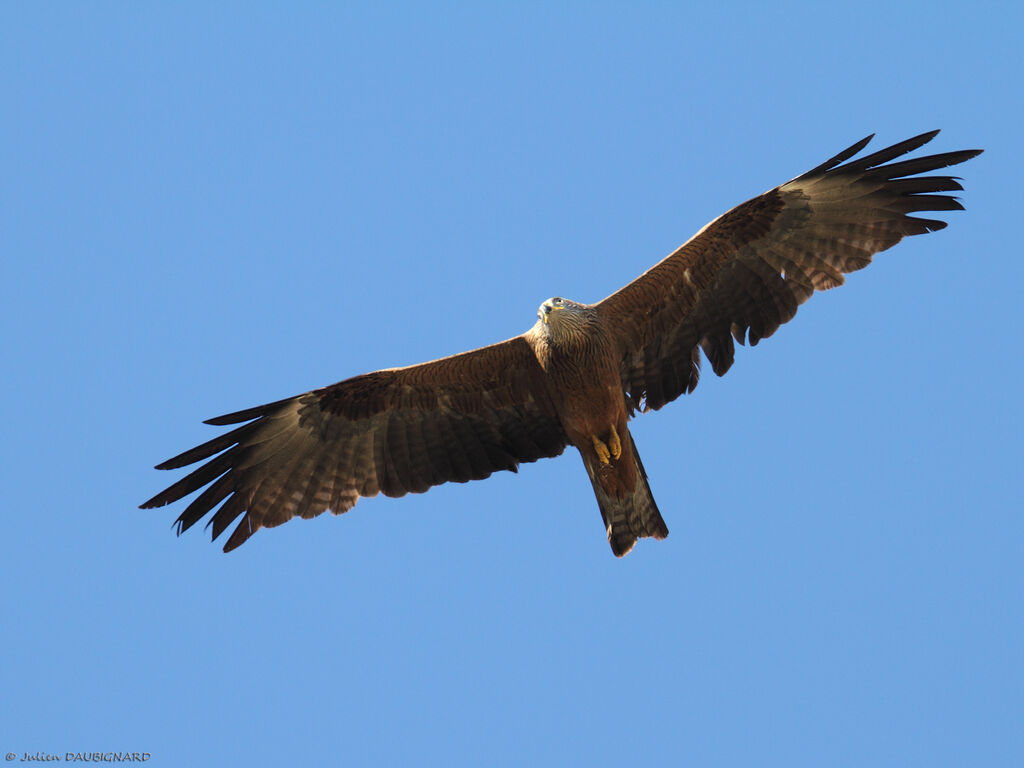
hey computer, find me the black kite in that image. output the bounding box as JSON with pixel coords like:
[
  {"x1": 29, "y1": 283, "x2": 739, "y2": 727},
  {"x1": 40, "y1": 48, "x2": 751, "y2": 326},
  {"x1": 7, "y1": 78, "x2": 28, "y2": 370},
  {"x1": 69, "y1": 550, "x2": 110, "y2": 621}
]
[{"x1": 142, "y1": 131, "x2": 981, "y2": 556}]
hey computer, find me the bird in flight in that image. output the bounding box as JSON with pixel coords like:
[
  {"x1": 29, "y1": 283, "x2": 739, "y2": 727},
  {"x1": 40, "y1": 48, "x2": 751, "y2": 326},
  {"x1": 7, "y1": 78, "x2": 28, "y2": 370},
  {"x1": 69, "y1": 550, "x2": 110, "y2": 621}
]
[{"x1": 142, "y1": 131, "x2": 981, "y2": 557}]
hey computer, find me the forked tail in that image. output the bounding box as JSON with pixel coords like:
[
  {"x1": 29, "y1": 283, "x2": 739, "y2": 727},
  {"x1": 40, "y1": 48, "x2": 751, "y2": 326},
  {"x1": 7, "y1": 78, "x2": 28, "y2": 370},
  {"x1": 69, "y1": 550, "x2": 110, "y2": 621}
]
[{"x1": 585, "y1": 433, "x2": 669, "y2": 557}]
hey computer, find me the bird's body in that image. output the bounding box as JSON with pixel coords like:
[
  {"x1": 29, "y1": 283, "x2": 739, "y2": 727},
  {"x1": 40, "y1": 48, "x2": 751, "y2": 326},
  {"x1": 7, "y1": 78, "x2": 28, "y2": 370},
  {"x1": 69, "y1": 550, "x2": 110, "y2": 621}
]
[
  {"x1": 143, "y1": 131, "x2": 981, "y2": 556},
  {"x1": 528, "y1": 298, "x2": 669, "y2": 554}
]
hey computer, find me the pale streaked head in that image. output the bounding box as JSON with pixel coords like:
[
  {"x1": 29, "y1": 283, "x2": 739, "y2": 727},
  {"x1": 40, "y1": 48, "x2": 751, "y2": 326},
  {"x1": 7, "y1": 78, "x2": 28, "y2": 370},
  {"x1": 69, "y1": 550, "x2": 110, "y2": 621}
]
[
  {"x1": 538, "y1": 296, "x2": 576, "y2": 324},
  {"x1": 535, "y1": 296, "x2": 595, "y2": 340}
]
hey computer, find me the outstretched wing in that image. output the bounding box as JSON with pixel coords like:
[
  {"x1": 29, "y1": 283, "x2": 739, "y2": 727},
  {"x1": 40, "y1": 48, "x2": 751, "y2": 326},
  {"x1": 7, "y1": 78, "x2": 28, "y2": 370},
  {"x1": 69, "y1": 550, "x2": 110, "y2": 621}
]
[
  {"x1": 141, "y1": 336, "x2": 567, "y2": 551},
  {"x1": 600, "y1": 131, "x2": 981, "y2": 413}
]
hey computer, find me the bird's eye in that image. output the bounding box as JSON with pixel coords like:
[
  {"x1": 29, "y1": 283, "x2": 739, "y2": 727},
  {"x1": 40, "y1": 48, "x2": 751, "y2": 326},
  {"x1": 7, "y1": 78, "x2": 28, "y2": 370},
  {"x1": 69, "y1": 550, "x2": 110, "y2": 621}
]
[{"x1": 553, "y1": 297, "x2": 562, "y2": 304}]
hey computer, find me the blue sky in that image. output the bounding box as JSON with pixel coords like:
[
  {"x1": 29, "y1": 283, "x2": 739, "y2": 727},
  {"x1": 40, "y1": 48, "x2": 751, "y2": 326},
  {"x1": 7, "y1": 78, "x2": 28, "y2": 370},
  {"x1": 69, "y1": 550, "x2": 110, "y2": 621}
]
[{"x1": 3, "y1": 2, "x2": 1021, "y2": 766}]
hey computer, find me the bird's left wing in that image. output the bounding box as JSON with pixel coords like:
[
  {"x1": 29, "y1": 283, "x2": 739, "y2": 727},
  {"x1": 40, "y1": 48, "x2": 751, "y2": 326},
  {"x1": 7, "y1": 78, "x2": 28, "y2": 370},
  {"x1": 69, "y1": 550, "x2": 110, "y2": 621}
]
[
  {"x1": 597, "y1": 131, "x2": 981, "y2": 412},
  {"x1": 141, "y1": 335, "x2": 567, "y2": 551}
]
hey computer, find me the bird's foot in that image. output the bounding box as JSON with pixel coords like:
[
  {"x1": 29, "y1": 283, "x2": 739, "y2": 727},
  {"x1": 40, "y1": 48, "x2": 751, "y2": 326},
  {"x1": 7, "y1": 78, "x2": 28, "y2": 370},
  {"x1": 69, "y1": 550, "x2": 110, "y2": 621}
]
[
  {"x1": 592, "y1": 426, "x2": 622, "y2": 465},
  {"x1": 608, "y1": 424, "x2": 621, "y2": 461}
]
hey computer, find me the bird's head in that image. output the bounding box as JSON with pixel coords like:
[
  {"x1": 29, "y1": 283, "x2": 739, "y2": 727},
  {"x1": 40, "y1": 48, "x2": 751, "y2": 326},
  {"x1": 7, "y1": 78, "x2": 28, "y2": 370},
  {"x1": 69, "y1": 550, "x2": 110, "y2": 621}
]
[
  {"x1": 536, "y1": 296, "x2": 592, "y2": 338},
  {"x1": 538, "y1": 296, "x2": 571, "y2": 323}
]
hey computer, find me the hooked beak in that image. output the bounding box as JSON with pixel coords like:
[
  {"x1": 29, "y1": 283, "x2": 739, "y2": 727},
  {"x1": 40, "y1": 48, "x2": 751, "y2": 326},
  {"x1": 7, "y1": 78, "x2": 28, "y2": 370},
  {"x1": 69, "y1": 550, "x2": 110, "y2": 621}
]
[{"x1": 541, "y1": 304, "x2": 552, "y2": 324}]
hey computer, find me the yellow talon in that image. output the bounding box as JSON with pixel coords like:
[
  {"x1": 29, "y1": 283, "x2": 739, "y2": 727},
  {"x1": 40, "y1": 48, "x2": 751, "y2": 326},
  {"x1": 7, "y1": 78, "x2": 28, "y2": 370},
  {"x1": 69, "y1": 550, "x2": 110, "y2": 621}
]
[
  {"x1": 592, "y1": 435, "x2": 611, "y2": 465},
  {"x1": 609, "y1": 424, "x2": 621, "y2": 460}
]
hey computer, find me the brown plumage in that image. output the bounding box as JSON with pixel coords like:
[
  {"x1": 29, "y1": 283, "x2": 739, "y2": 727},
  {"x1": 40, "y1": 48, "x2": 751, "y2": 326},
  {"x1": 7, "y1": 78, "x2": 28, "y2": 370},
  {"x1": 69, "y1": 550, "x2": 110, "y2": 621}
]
[{"x1": 141, "y1": 130, "x2": 981, "y2": 556}]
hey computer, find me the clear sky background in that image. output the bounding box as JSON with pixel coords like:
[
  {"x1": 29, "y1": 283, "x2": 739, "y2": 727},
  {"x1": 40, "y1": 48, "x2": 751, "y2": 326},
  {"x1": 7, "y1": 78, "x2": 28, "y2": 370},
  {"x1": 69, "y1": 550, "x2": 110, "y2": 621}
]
[{"x1": 3, "y1": 2, "x2": 1021, "y2": 766}]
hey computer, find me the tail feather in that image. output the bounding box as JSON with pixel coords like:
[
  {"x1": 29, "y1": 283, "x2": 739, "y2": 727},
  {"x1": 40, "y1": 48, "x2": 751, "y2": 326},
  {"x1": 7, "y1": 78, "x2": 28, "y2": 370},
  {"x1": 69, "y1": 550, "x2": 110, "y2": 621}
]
[{"x1": 585, "y1": 434, "x2": 669, "y2": 557}]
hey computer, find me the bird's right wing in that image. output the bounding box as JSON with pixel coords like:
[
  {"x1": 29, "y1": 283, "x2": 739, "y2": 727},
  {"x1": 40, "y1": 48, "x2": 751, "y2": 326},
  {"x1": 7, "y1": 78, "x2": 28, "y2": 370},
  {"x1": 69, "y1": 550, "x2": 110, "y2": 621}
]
[{"x1": 140, "y1": 335, "x2": 568, "y2": 551}]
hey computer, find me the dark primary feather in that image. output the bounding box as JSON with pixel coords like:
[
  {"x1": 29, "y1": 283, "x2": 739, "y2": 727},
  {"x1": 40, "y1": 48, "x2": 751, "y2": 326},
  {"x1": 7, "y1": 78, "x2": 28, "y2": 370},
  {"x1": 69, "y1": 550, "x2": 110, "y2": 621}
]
[
  {"x1": 603, "y1": 131, "x2": 982, "y2": 413},
  {"x1": 141, "y1": 336, "x2": 568, "y2": 551}
]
